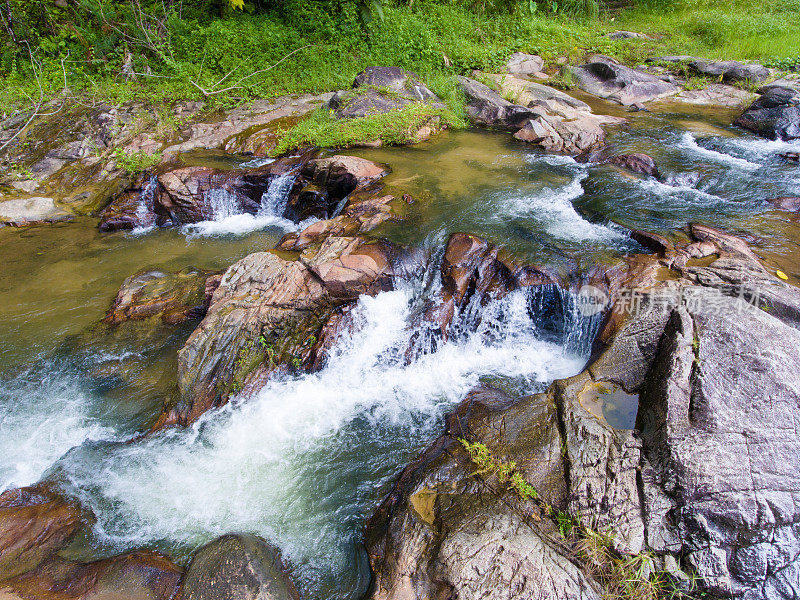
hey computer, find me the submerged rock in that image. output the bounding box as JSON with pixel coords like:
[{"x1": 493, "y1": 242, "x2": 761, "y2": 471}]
[
  {"x1": 0, "y1": 197, "x2": 71, "y2": 226},
  {"x1": 0, "y1": 485, "x2": 87, "y2": 581},
  {"x1": 570, "y1": 55, "x2": 681, "y2": 105},
  {"x1": 734, "y1": 86, "x2": 800, "y2": 140},
  {"x1": 767, "y1": 196, "x2": 800, "y2": 213},
  {"x1": 178, "y1": 534, "x2": 300, "y2": 600}
]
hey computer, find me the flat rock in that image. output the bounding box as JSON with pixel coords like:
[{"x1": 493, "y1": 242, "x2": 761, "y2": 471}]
[
  {"x1": 607, "y1": 30, "x2": 650, "y2": 40},
  {"x1": 484, "y1": 73, "x2": 592, "y2": 112},
  {"x1": 669, "y1": 84, "x2": 757, "y2": 108},
  {"x1": 0, "y1": 197, "x2": 70, "y2": 225},
  {"x1": 455, "y1": 76, "x2": 534, "y2": 131},
  {"x1": 570, "y1": 55, "x2": 681, "y2": 105}
]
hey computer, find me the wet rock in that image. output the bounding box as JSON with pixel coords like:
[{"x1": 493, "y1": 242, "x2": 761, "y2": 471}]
[
  {"x1": 329, "y1": 67, "x2": 445, "y2": 120},
  {"x1": 780, "y1": 151, "x2": 800, "y2": 162},
  {"x1": 0, "y1": 197, "x2": 71, "y2": 226},
  {"x1": 302, "y1": 155, "x2": 388, "y2": 198},
  {"x1": 639, "y1": 284, "x2": 800, "y2": 599},
  {"x1": 570, "y1": 55, "x2": 681, "y2": 105},
  {"x1": 513, "y1": 113, "x2": 606, "y2": 154},
  {"x1": 608, "y1": 153, "x2": 661, "y2": 178},
  {"x1": 97, "y1": 189, "x2": 148, "y2": 232},
  {"x1": 455, "y1": 76, "x2": 535, "y2": 131},
  {"x1": 734, "y1": 86, "x2": 800, "y2": 140},
  {"x1": 168, "y1": 237, "x2": 397, "y2": 427},
  {"x1": 504, "y1": 52, "x2": 546, "y2": 77},
  {"x1": 0, "y1": 485, "x2": 86, "y2": 580},
  {"x1": 278, "y1": 192, "x2": 397, "y2": 252},
  {"x1": 178, "y1": 534, "x2": 300, "y2": 600},
  {"x1": 5, "y1": 551, "x2": 182, "y2": 600},
  {"x1": 104, "y1": 267, "x2": 219, "y2": 326}
]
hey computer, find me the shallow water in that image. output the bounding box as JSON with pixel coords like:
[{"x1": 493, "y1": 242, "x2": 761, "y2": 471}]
[{"x1": 1, "y1": 99, "x2": 799, "y2": 599}]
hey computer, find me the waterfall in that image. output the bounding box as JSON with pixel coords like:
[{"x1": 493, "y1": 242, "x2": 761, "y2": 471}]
[
  {"x1": 205, "y1": 188, "x2": 242, "y2": 220},
  {"x1": 258, "y1": 173, "x2": 296, "y2": 218},
  {"x1": 526, "y1": 284, "x2": 603, "y2": 357},
  {"x1": 132, "y1": 176, "x2": 158, "y2": 231}
]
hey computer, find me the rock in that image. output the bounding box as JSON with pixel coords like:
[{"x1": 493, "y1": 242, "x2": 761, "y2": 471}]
[
  {"x1": 302, "y1": 155, "x2": 388, "y2": 197},
  {"x1": 178, "y1": 534, "x2": 300, "y2": 600},
  {"x1": 780, "y1": 152, "x2": 799, "y2": 162},
  {"x1": 365, "y1": 386, "x2": 605, "y2": 600},
  {"x1": 455, "y1": 76, "x2": 534, "y2": 131},
  {"x1": 0, "y1": 197, "x2": 71, "y2": 226},
  {"x1": 513, "y1": 113, "x2": 606, "y2": 154},
  {"x1": 504, "y1": 52, "x2": 546, "y2": 76},
  {"x1": 608, "y1": 153, "x2": 661, "y2": 178},
  {"x1": 475, "y1": 74, "x2": 625, "y2": 154},
  {"x1": 767, "y1": 196, "x2": 800, "y2": 212},
  {"x1": 104, "y1": 267, "x2": 219, "y2": 326},
  {"x1": 329, "y1": 67, "x2": 444, "y2": 119},
  {"x1": 484, "y1": 73, "x2": 592, "y2": 112},
  {"x1": 570, "y1": 55, "x2": 681, "y2": 105},
  {"x1": 607, "y1": 30, "x2": 650, "y2": 40},
  {"x1": 669, "y1": 84, "x2": 756, "y2": 108},
  {"x1": 639, "y1": 284, "x2": 800, "y2": 599},
  {"x1": 166, "y1": 238, "x2": 397, "y2": 427},
  {"x1": 0, "y1": 485, "x2": 86, "y2": 581},
  {"x1": 4, "y1": 551, "x2": 182, "y2": 600},
  {"x1": 690, "y1": 59, "x2": 770, "y2": 83},
  {"x1": 734, "y1": 86, "x2": 800, "y2": 140}
]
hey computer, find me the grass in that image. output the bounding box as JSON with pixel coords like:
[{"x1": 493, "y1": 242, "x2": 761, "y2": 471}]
[
  {"x1": 272, "y1": 102, "x2": 466, "y2": 155},
  {"x1": 112, "y1": 149, "x2": 162, "y2": 174}
]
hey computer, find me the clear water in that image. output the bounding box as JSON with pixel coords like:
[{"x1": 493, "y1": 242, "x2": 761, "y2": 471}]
[{"x1": 1, "y1": 101, "x2": 800, "y2": 599}]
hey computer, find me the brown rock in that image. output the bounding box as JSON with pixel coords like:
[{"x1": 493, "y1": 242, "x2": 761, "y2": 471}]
[
  {"x1": 5, "y1": 551, "x2": 181, "y2": 600},
  {"x1": 608, "y1": 153, "x2": 661, "y2": 178},
  {"x1": 0, "y1": 485, "x2": 86, "y2": 581},
  {"x1": 104, "y1": 267, "x2": 219, "y2": 326},
  {"x1": 302, "y1": 155, "x2": 388, "y2": 199},
  {"x1": 767, "y1": 196, "x2": 800, "y2": 213}
]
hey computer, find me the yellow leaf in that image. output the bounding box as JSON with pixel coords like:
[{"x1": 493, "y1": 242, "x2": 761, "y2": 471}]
[
  {"x1": 228, "y1": 0, "x2": 245, "y2": 9},
  {"x1": 777, "y1": 270, "x2": 789, "y2": 280}
]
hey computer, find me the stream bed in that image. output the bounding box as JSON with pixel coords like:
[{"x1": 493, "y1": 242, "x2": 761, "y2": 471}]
[{"x1": 1, "y1": 101, "x2": 799, "y2": 599}]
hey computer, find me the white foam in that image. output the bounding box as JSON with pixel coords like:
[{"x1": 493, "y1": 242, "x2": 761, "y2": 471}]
[
  {"x1": 0, "y1": 371, "x2": 113, "y2": 492},
  {"x1": 181, "y1": 213, "x2": 303, "y2": 237},
  {"x1": 637, "y1": 177, "x2": 725, "y2": 204},
  {"x1": 60, "y1": 286, "x2": 587, "y2": 577},
  {"x1": 501, "y1": 174, "x2": 627, "y2": 242},
  {"x1": 680, "y1": 132, "x2": 761, "y2": 170}
]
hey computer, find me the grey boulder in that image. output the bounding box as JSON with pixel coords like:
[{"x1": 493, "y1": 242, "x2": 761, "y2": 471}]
[
  {"x1": 734, "y1": 86, "x2": 800, "y2": 140},
  {"x1": 570, "y1": 55, "x2": 681, "y2": 105}
]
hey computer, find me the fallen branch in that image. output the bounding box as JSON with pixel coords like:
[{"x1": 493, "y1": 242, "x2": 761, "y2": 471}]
[{"x1": 188, "y1": 45, "x2": 314, "y2": 97}]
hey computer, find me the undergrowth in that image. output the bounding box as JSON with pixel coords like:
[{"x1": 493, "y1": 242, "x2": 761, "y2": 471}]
[{"x1": 459, "y1": 438, "x2": 698, "y2": 600}]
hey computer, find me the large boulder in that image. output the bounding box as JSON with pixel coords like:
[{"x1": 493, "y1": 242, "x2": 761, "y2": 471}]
[
  {"x1": 178, "y1": 534, "x2": 300, "y2": 600},
  {"x1": 654, "y1": 56, "x2": 770, "y2": 84},
  {"x1": 455, "y1": 76, "x2": 534, "y2": 131},
  {"x1": 329, "y1": 67, "x2": 445, "y2": 119},
  {"x1": 734, "y1": 86, "x2": 800, "y2": 140},
  {"x1": 165, "y1": 237, "x2": 396, "y2": 427},
  {"x1": 0, "y1": 485, "x2": 86, "y2": 581},
  {"x1": 570, "y1": 55, "x2": 681, "y2": 105},
  {"x1": 458, "y1": 75, "x2": 624, "y2": 154},
  {"x1": 4, "y1": 551, "x2": 182, "y2": 600}
]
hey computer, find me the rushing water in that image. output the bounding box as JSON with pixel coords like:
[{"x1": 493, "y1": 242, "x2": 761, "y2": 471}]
[{"x1": 1, "y1": 101, "x2": 800, "y2": 599}]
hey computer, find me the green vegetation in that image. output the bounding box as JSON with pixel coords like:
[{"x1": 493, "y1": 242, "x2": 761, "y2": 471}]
[
  {"x1": 112, "y1": 148, "x2": 162, "y2": 174},
  {"x1": 1, "y1": 0, "x2": 798, "y2": 120},
  {"x1": 273, "y1": 103, "x2": 465, "y2": 154},
  {"x1": 459, "y1": 438, "x2": 699, "y2": 599}
]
